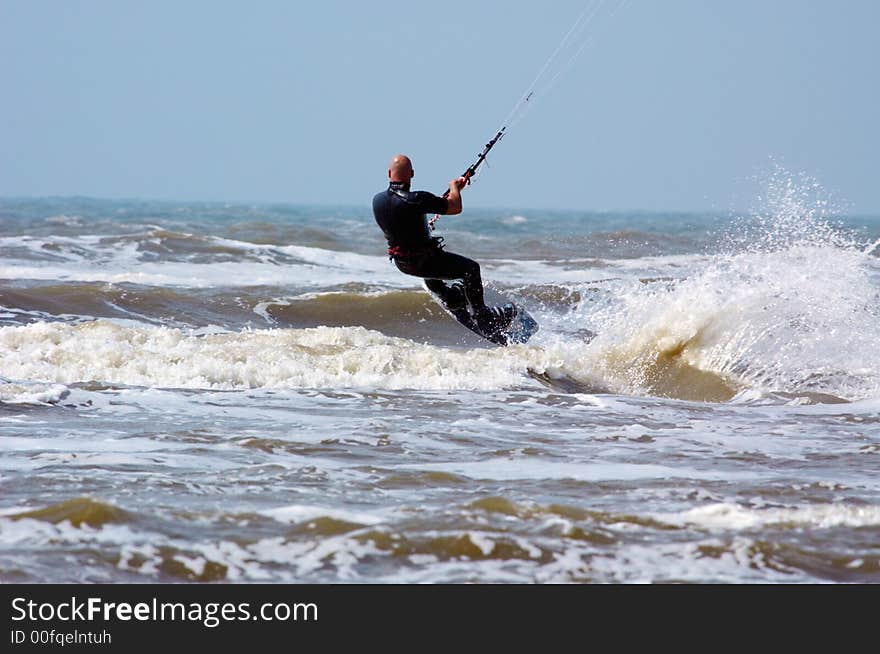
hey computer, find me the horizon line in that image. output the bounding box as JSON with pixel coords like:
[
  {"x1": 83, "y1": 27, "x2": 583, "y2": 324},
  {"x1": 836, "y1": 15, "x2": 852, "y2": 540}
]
[{"x1": 4, "y1": 193, "x2": 876, "y2": 218}]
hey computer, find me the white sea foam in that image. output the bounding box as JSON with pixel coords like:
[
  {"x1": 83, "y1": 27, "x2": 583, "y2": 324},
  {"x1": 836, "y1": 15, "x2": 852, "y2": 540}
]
[
  {"x1": 405, "y1": 459, "x2": 757, "y2": 482},
  {"x1": 2, "y1": 264, "x2": 879, "y2": 400},
  {"x1": 0, "y1": 234, "x2": 406, "y2": 288},
  {"x1": 657, "y1": 502, "x2": 880, "y2": 530},
  {"x1": 0, "y1": 517, "x2": 143, "y2": 548},
  {"x1": 261, "y1": 505, "x2": 386, "y2": 526},
  {"x1": 0, "y1": 320, "x2": 566, "y2": 391},
  {"x1": 0, "y1": 259, "x2": 406, "y2": 289},
  {"x1": 1, "y1": 504, "x2": 841, "y2": 583},
  {"x1": 0, "y1": 231, "x2": 681, "y2": 289},
  {"x1": 0, "y1": 380, "x2": 69, "y2": 404},
  {"x1": 576, "y1": 225, "x2": 880, "y2": 400}
]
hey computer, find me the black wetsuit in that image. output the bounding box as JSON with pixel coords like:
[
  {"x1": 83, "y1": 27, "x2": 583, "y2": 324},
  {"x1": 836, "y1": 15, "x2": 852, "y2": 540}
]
[{"x1": 372, "y1": 181, "x2": 487, "y2": 314}]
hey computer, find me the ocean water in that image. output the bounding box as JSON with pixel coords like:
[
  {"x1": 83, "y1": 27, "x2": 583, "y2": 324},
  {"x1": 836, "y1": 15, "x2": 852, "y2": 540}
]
[{"x1": 1, "y1": 178, "x2": 879, "y2": 583}]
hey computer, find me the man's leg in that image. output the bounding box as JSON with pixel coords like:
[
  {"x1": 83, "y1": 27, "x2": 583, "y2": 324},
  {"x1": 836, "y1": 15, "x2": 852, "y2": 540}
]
[
  {"x1": 396, "y1": 251, "x2": 487, "y2": 313},
  {"x1": 396, "y1": 251, "x2": 514, "y2": 332},
  {"x1": 423, "y1": 278, "x2": 467, "y2": 312}
]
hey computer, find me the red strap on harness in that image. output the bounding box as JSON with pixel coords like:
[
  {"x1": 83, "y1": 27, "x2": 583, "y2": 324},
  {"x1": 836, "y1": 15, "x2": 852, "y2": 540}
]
[{"x1": 388, "y1": 238, "x2": 443, "y2": 260}]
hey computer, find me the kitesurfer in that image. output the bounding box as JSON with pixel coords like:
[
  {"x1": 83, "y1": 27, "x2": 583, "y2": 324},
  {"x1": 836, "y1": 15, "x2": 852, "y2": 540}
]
[{"x1": 372, "y1": 154, "x2": 513, "y2": 332}]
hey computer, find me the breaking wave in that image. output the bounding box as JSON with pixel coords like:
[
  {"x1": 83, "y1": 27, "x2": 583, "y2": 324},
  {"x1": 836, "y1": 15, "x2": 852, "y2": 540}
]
[{"x1": 1, "y1": 171, "x2": 878, "y2": 403}]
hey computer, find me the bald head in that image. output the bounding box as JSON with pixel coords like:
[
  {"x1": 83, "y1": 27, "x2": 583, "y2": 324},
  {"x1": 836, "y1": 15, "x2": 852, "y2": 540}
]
[{"x1": 388, "y1": 154, "x2": 414, "y2": 183}]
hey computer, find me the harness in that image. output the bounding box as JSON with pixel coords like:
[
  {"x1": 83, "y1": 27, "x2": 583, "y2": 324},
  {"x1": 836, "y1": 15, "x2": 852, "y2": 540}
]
[
  {"x1": 388, "y1": 236, "x2": 446, "y2": 261},
  {"x1": 383, "y1": 184, "x2": 447, "y2": 260}
]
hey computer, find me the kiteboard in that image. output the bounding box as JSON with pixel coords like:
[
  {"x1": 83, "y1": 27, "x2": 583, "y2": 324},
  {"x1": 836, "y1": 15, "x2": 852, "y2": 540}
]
[{"x1": 423, "y1": 280, "x2": 539, "y2": 346}]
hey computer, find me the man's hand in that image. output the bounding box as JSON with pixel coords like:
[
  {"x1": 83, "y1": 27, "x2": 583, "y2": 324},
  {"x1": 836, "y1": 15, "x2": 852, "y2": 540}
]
[{"x1": 449, "y1": 176, "x2": 468, "y2": 192}]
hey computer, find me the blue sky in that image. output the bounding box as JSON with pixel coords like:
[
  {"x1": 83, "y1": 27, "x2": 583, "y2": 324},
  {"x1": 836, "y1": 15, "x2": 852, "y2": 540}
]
[{"x1": 1, "y1": 1, "x2": 878, "y2": 212}]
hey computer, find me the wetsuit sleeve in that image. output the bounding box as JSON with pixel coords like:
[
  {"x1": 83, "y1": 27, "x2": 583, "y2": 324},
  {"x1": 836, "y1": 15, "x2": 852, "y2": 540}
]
[{"x1": 411, "y1": 191, "x2": 450, "y2": 215}]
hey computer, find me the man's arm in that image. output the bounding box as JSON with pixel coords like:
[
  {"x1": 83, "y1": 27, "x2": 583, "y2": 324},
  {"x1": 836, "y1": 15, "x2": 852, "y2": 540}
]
[{"x1": 444, "y1": 177, "x2": 468, "y2": 215}]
